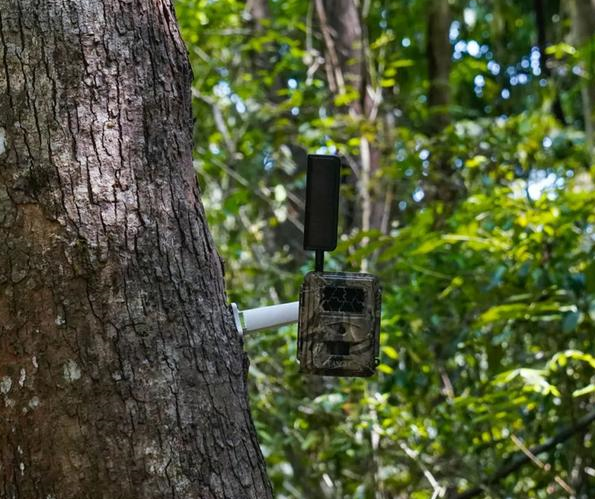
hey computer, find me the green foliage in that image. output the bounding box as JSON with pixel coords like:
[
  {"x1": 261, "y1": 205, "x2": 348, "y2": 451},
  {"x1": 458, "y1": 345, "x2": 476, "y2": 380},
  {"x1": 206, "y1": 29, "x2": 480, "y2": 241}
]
[{"x1": 176, "y1": 0, "x2": 595, "y2": 497}]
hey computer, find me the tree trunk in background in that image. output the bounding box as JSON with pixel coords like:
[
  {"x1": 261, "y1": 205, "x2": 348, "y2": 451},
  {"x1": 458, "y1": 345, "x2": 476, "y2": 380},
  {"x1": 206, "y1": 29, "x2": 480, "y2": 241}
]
[
  {"x1": 320, "y1": 0, "x2": 366, "y2": 110},
  {"x1": 427, "y1": 0, "x2": 451, "y2": 132},
  {"x1": 245, "y1": 0, "x2": 279, "y2": 89},
  {"x1": 317, "y1": 0, "x2": 388, "y2": 241},
  {"x1": 0, "y1": 1, "x2": 272, "y2": 498},
  {"x1": 425, "y1": 0, "x2": 462, "y2": 207},
  {"x1": 246, "y1": 0, "x2": 269, "y2": 28},
  {"x1": 242, "y1": 0, "x2": 308, "y2": 264},
  {"x1": 533, "y1": 0, "x2": 566, "y2": 123},
  {"x1": 569, "y1": 0, "x2": 595, "y2": 159}
]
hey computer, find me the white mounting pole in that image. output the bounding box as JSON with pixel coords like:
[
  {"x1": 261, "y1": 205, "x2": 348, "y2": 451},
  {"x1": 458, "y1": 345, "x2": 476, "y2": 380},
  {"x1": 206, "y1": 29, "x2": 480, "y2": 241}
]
[{"x1": 231, "y1": 301, "x2": 299, "y2": 335}]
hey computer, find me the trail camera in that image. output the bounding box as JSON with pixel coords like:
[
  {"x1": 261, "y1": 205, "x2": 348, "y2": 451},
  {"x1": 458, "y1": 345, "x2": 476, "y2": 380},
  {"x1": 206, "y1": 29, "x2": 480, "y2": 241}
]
[
  {"x1": 298, "y1": 271, "x2": 381, "y2": 377},
  {"x1": 297, "y1": 154, "x2": 382, "y2": 377}
]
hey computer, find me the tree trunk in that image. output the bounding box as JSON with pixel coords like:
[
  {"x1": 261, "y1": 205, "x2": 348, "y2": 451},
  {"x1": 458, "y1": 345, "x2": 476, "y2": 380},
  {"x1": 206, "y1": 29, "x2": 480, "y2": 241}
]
[
  {"x1": 533, "y1": 0, "x2": 566, "y2": 123},
  {"x1": 427, "y1": 0, "x2": 451, "y2": 132},
  {"x1": 316, "y1": 0, "x2": 388, "y2": 239},
  {"x1": 320, "y1": 0, "x2": 366, "y2": 110},
  {"x1": 0, "y1": 1, "x2": 272, "y2": 498},
  {"x1": 425, "y1": 0, "x2": 463, "y2": 208},
  {"x1": 569, "y1": 0, "x2": 595, "y2": 159}
]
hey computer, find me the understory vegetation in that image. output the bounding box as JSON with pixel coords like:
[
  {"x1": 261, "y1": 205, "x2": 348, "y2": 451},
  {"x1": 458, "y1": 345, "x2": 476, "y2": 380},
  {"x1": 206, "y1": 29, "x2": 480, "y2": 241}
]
[{"x1": 176, "y1": 1, "x2": 595, "y2": 497}]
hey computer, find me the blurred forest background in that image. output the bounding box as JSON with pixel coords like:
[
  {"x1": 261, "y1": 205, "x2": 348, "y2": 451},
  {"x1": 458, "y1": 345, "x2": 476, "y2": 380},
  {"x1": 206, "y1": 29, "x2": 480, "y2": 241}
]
[{"x1": 174, "y1": 0, "x2": 595, "y2": 497}]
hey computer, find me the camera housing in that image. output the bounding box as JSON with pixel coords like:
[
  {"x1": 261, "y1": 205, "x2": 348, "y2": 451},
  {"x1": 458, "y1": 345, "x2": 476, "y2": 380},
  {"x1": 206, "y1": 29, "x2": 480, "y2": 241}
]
[{"x1": 298, "y1": 271, "x2": 381, "y2": 377}]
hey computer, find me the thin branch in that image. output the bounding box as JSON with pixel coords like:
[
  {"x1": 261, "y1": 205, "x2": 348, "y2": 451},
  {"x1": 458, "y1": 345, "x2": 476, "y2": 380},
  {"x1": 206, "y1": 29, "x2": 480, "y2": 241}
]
[
  {"x1": 400, "y1": 442, "x2": 446, "y2": 498},
  {"x1": 451, "y1": 408, "x2": 595, "y2": 499},
  {"x1": 194, "y1": 155, "x2": 304, "y2": 233},
  {"x1": 510, "y1": 434, "x2": 574, "y2": 495},
  {"x1": 192, "y1": 89, "x2": 237, "y2": 156}
]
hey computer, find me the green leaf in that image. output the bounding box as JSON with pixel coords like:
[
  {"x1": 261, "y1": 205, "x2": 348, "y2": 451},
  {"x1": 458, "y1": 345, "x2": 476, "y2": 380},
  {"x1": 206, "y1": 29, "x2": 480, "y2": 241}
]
[
  {"x1": 548, "y1": 350, "x2": 595, "y2": 370},
  {"x1": 465, "y1": 155, "x2": 488, "y2": 168},
  {"x1": 377, "y1": 364, "x2": 394, "y2": 374},
  {"x1": 545, "y1": 42, "x2": 576, "y2": 58},
  {"x1": 573, "y1": 385, "x2": 595, "y2": 398},
  {"x1": 411, "y1": 238, "x2": 445, "y2": 255},
  {"x1": 370, "y1": 32, "x2": 395, "y2": 49},
  {"x1": 390, "y1": 59, "x2": 415, "y2": 68},
  {"x1": 493, "y1": 368, "x2": 560, "y2": 397},
  {"x1": 382, "y1": 346, "x2": 399, "y2": 360}
]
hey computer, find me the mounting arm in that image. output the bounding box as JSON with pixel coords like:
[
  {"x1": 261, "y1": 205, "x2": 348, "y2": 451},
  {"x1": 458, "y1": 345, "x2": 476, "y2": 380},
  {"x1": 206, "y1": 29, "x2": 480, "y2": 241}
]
[{"x1": 231, "y1": 301, "x2": 299, "y2": 335}]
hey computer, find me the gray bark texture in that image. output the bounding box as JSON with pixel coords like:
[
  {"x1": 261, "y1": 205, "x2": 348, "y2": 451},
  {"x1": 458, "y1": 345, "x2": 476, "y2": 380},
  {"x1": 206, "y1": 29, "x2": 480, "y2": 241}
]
[{"x1": 0, "y1": 1, "x2": 273, "y2": 498}]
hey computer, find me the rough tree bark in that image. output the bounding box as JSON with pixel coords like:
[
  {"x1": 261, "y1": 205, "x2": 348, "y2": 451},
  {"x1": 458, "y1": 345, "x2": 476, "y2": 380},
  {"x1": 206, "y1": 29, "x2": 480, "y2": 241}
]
[{"x1": 0, "y1": 1, "x2": 272, "y2": 498}]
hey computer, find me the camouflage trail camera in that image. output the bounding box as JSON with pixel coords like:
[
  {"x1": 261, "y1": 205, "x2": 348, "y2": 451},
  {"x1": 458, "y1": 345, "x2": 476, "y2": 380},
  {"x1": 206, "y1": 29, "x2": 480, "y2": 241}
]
[
  {"x1": 298, "y1": 271, "x2": 381, "y2": 377},
  {"x1": 298, "y1": 154, "x2": 383, "y2": 377},
  {"x1": 231, "y1": 154, "x2": 382, "y2": 379}
]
